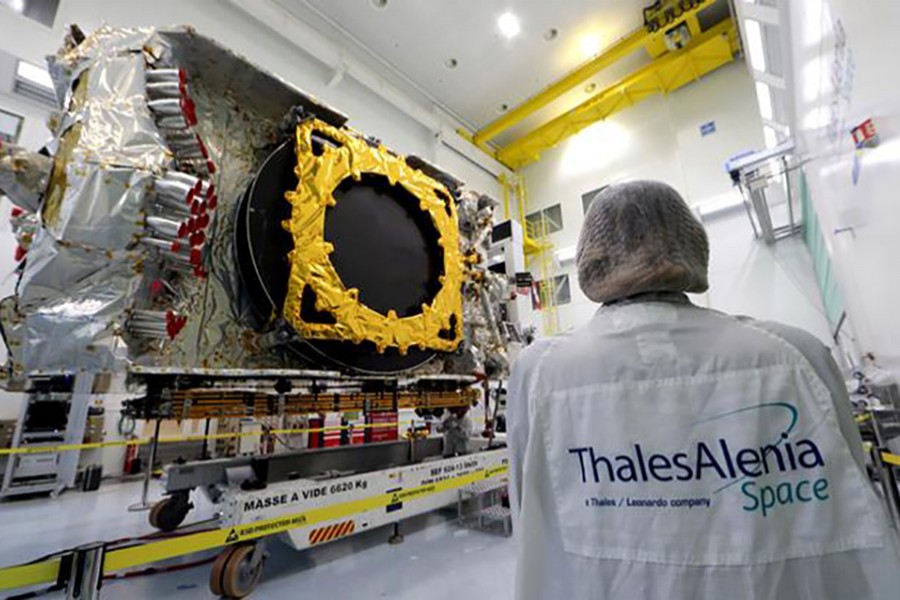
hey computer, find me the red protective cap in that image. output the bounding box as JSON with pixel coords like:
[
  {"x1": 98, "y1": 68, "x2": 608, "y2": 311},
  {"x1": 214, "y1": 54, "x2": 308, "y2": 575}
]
[
  {"x1": 189, "y1": 248, "x2": 202, "y2": 266},
  {"x1": 165, "y1": 310, "x2": 188, "y2": 339},
  {"x1": 149, "y1": 280, "x2": 165, "y2": 296},
  {"x1": 170, "y1": 241, "x2": 182, "y2": 253},
  {"x1": 206, "y1": 160, "x2": 216, "y2": 174},
  {"x1": 14, "y1": 245, "x2": 26, "y2": 262},
  {"x1": 196, "y1": 135, "x2": 209, "y2": 159},
  {"x1": 198, "y1": 213, "x2": 210, "y2": 229},
  {"x1": 207, "y1": 193, "x2": 217, "y2": 211},
  {"x1": 190, "y1": 231, "x2": 205, "y2": 247},
  {"x1": 10, "y1": 207, "x2": 24, "y2": 217},
  {"x1": 176, "y1": 221, "x2": 189, "y2": 238},
  {"x1": 180, "y1": 97, "x2": 198, "y2": 127}
]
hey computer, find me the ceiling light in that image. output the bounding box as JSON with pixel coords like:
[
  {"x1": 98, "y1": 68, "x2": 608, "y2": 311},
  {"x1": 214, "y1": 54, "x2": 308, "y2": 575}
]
[
  {"x1": 743, "y1": 19, "x2": 767, "y2": 72},
  {"x1": 755, "y1": 81, "x2": 773, "y2": 120},
  {"x1": 16, "y1": 60, "x2": 53, "y2": 90},
  {"x1": 580, "y1": 34, "x2": 602, "y2": 59},
  {"x1": 444, "y1": 57, "x2": 458, "y2": 69},
  {"x1": 498, "y1": 12, "x2": 521, "y2": 39},
  {"x1": 498, "y1": 103, "x2": 510, "y2": 114},
  {"x1": 544, "y1": 28, "x2": 559, "y2": 42},
  {"x1": 584, "y1": 83, "x2": 597, "y2": 94},
  {"x1": 370, "y1": 0, "x2": 388, "y2": 8}
]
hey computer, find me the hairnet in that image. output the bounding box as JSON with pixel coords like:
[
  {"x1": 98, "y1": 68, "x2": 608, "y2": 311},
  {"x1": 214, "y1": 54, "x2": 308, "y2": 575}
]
[{"x1": 576, "y1": 180, "x2": 709, "y2": 303}]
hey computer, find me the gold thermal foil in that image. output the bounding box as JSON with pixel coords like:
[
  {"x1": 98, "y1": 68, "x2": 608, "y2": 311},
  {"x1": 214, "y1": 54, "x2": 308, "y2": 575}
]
[{"x1": 282, "y1": 120, "x2": 464, "y2": 354}]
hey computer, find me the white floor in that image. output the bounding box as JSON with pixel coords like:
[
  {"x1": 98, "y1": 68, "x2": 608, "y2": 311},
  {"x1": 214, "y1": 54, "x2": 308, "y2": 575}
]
[{"x1": 0, "y1": 479, "x2": 515, "y2": 599}]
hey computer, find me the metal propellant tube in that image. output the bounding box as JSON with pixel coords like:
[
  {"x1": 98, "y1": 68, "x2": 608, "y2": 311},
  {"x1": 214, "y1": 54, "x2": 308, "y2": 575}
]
[
  {"x1": 155, "y1": 114, "x2": 192, "y2": 129},
  {"x1": 164, "y1": 170, "x2": 204, "y2": 189},
  {"x1": 145, "y1": 81, "x2": 183, "y2": 99},
  {"x1": 146, "y1": 68, "x2": 185, "y2": 84},
  {"x1": 140, "y1": 237, "x2": 182, "y2": 253},
  {"x1": 127, "y1": 312, "x2": 167, "y2": 320},
  {"x1": 145, "y1": 215, "x2": 187, "y2": 239},
  {"x1": 152, "y1": 195, "x2": 192, "y2": 217},
  {"x1": 154, "y1": 178, "x2": 193, "y2": 203},
  {"x1": 147, "y1": 98, "x2": 184, "y2": 116}
]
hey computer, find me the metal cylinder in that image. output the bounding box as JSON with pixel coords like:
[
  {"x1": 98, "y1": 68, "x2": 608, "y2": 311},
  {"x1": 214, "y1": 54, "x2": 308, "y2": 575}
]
[
  {"x1": 154, "y1": 178, "x2": 193, "y2": 203},
  {"x1": 146, "y1": 68, "x2": 185, "y2": 84},
  {"x1": 140, "y1": 237, "x2": 182, "y2": 253},
  {"x1": 147, "y1": 98, "x2": 184, "y2": 116},
  {"x1": 145, "y1": 81, "x2": 183, "y2": 99},
  {"x1": 164, "y1": 170, "x2": 202, "y2": 188},
  {"x1": 155, "y1": 114, "x2": 191, "y2": 129},
  {"x1": 152, "y1": 195, "x2": 192, "y2": 217},
  {"x1": 146, "y1": 216, "x2": 187, "y2": 239}
]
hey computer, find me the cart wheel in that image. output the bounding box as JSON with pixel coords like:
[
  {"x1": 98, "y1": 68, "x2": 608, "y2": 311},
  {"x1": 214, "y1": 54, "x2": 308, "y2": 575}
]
[
  {"x1": 221, "y1": 543, "x2": 264, "y2": 599},
  {"x1": 148, "y1": 493, "x2": 192, "y2": 532},
  {"x1": 210, "y1": 545, "x2": 243, "y2": 597},
  {"x1": 209, "y1": 546, "x2": 237, "y2": 597}
]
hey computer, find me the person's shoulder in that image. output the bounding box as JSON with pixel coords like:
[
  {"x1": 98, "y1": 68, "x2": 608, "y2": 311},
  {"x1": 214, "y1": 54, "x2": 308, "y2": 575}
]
[
  {"x1": 512, "y1": 335, "x2": 563, "y2": 370},
  {"x1": 731, "y1": 316, "x2": 834, "y2": 367},
  {"x1": 740, "y1": 317, "x2": 829, "y2": 351}
]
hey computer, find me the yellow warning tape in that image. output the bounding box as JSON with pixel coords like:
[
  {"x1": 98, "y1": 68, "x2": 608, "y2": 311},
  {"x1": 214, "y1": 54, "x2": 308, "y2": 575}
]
[
  {"x1": 882, "y1": 451, "x2": 900, "y2": 467},
  {"x1": 0, "y1": 559, "x2": 61, "y2": 591},
  {"x1": 0, "y1": 420, "x2": 418, "y2": 456},
  {"x1": 0, "y1": 463, "x2": 508, "y2": 591}
]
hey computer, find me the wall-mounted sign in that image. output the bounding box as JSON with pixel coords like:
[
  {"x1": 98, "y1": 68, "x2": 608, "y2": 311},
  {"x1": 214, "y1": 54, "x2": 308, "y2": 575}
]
[
  {"x1": 700, "y1": 120, "x2": 716, "y2": 137},
  {"x1": 851, "y1": 118, "x2": 878, "y2": 149}
]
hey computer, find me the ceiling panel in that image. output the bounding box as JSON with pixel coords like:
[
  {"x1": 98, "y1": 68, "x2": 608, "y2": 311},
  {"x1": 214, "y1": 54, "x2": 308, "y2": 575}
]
[{"x1": 280, "y1": 0, "x2": 652, "y2": 130}]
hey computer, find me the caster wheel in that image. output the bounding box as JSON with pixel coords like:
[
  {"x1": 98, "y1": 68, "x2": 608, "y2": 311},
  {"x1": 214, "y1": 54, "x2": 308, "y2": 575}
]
[
  {"x1": 210, "y1": 546, "x2": 238, "y2": 597},
  {"x1": 221, "y1": 544, "x2": 264, "y2": 599},
  {"x1": 388, "y1": 532, "x2": 405, "y2": 545},
  {"x1": 148, "y1": 493, "x2": 192, "y2": 532}
]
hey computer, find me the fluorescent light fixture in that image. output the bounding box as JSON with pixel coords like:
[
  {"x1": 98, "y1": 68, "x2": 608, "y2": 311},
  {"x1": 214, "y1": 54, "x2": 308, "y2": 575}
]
[
  {"x1": 16, "y1": 60, "x2": 53, "y2": 90},
  {"x1": 498, "y1": 12, "x2": 521, "y2": 39},
  {"x1": 755, "y1": 81, "x2": 773, "y2": 120},
  {"x1": 744, "y1": 19, "x2": 767, "y2": 72},
  {"x1": 555, "y1": 245, "x2": 577, "y2": 264}
]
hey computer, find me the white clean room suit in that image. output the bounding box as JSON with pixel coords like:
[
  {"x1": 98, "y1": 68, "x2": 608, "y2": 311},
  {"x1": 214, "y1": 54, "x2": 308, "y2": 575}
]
[{"x1": 508, "y1": 293, "x2": 900, "y2": 600}]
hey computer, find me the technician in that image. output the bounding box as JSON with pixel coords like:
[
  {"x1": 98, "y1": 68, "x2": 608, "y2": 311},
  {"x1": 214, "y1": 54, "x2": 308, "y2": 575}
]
[{"x1": 507, "y1": 181, "x2": 900, "y2": 599}]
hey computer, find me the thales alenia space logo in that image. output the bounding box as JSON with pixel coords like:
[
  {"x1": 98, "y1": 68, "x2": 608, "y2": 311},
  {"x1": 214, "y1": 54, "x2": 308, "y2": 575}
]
[{"x1": 567, "y1": 403, "x2": 831, "y2": 517}]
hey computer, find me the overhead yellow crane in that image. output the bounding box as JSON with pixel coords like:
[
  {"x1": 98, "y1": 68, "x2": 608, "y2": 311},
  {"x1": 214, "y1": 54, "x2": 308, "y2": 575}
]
[
  {"x1": 469, "y1": 0, "x2": 715, "y2": 150},
  {"x1": 498, "y1": 19, "x2": 739, "y2": 168}
]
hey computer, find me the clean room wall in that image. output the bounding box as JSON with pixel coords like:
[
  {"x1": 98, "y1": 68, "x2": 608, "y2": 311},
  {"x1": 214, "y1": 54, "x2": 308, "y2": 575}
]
[
  {"x1": 782, "y1": 0, "x2": 900, "y2": 374},
  {"x1": 521, "y1": 60, "x2": 834, "y2": 343}
]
